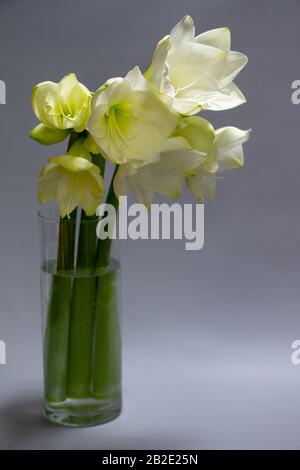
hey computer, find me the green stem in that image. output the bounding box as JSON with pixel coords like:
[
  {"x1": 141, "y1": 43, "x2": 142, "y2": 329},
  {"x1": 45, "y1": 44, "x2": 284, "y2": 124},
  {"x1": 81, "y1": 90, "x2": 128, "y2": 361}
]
[
  {"x1": 44, "y1": 210, "x2": 76, "y2": 403},
  {"x1": 66, "y1": 153, "x2": 106, "y2": 399},
  {"x1": 44, "y1": 132, "x2": 80, "y2": 403},
  {"x1": 94, "y1": 165, "x2": 119, "y2": 269},
  {"x1": 91, "y1": 165, "x2": 121, "y2": 398},
  {"x1": 57, "y1": 212, "x2": 76, "y2": 271},
  {"x1": 66, "y1": 213, "x2": 97, "y2": 398},
  {"x1": 92, "y1": 153, "x2": 106, "y2": 177},
  {"x1": 91, "y1": 268, "x2": 121, "y2": 399}
]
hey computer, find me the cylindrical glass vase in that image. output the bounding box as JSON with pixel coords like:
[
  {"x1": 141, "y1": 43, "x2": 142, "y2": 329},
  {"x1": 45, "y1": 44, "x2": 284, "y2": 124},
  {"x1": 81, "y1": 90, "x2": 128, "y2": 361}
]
[{"x1": 38, "y1": 206, "x2": 121, "y2": 427}]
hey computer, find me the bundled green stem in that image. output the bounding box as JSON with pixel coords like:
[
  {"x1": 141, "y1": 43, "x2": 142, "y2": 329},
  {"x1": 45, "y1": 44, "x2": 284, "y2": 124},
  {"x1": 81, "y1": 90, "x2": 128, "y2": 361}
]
[
  {"x1": 44, "y1": 138, "x2": 121, "y2": 404},
  {"x1": 66, "y1": 154, "x2": 107, "y2": 399},
  {"x1": 66, "y1": 213, "x2": 98, "y2": 398},
  {"x1": 91, "y1": 165, "x2": 121, "y2": 398},
  {"x1": 44, "y1": 211, "x2": 76, "y2": 402},
  {"x1": 95, "y1": 165, "x2": 119, "y2": 268},
  {"x1": 91, "y1": 268, "x2": 121, "y2": 399}
]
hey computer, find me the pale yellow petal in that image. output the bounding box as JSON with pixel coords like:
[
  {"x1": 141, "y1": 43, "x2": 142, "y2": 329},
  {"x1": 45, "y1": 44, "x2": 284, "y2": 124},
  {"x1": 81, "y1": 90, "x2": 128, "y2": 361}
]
[
  {"x1": 84, "y1": 134, "x2": 102, "y2": 155},
  {"x1": 48, "y1": 155, "x2": 95, "y2": 172},
  {"x1": 77, "y1": 171, "x2": 105, "y2": 216},
  {"x1": 32, "y1": 74, "x2": 91, "y2": 132},
  {"x1": 143, "y1": 17, "x2": 248, "y2": 114},
  {"x1": 195, "y1": 27, "x2": 231, "y2": 51},
  {"x1": 170, "y1": 15, "x2": 195, "y2": 45},
  {"x1": 187, "y1": 173, "x2": 216, "y2": 202},
  {"x1": 160, "y1": 136, "x2": 190, "y2": 153},
  {"x1": 30, "y1": 124, "x2": 70, "y2": 145},
  {"x1": 199, "y1": 82, "x2": 246, "y2": 111},
  {"x1": 167, "y1": 42, "x2": 227, "y2": 89},
  {"x1": 159, "y1": 149, "x2": 205, "y2": 175},
  {"x1": 88, "y1": 71, "x2": 179, "y2": 165},
  {"x1": 56, "y1": 171, "x2": 79, "y2": 217},
  {"x1": 114, "y1": 164, "x2": 153, "y2": 206},
  {"x1": 113, "y1": 164, "x2": 132, "y2": 198},
  {"x1": 174, "y1": 116, "x2": 215, "y2": 154},
  {"x1": 144, "y1": 36, "x2": 173, "y2": 93},
  {"x1": 32, "y1": 81, "x2": 58, "y2": 128},
  {"x1": 67, "y1": 138, "x2": 91, "y2": 160},
  {"x1": 38, "y1": 155, "x2": 103, "y2": 217},
  {"x1": 215, "y1": 127, "x2": 250, "y2": 171},
  {"x1": 38, "y1": 164, "x2": 61, "y2": 203},
  {"x1": 126, "y1": 66, "x2": 147, "y2": 91},
  {"x1": 220, "y1": 51, "x2": 248, "y2": 86},
  {"x1": 138, "y1": 164, "x2": 183, "y2": 201}
]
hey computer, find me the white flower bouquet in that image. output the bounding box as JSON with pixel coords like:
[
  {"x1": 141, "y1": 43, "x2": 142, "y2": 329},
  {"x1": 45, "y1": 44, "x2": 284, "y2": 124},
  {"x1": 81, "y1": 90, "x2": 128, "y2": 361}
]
[{"x1": 31, "y1": 16, "x2": 250, "y2": 426}]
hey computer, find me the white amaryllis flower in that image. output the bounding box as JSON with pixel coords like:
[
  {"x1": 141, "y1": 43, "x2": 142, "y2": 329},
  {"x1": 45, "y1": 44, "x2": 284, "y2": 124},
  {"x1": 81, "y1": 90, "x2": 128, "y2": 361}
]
[
  {"x1": 87, "y1": 66, "x2": 179, "y2": 166},
  {"x1": 32, "y1": 73, "x2": 92, "y2": 132},
  {"x1": 38, "y1": 139, "x2": 105, "y2": 218},
  {"x1": 114, "y1": 116, "x2": 250, "y2": 205},
  {"x1": 144, "y1": 16, "x2": 248, "y2": 114},
  {"x1": 113, "y1": 134, "x2": 205, "y2": 207},
  {"x1": 177, "y1": 117, "x2": 251, "y2": 202}
]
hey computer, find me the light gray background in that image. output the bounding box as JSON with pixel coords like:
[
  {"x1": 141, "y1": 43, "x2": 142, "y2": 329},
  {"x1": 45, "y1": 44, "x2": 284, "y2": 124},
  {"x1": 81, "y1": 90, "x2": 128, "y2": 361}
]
[{"x1": 0, "y1": 0, "x2": 299, "y2": 450}]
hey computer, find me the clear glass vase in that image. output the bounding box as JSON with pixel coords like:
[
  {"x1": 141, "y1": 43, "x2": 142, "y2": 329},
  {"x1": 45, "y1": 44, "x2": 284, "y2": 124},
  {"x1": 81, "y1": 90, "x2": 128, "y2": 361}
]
[{"x1": 38, "y1": 206, "x2": 122, "y2": 427}]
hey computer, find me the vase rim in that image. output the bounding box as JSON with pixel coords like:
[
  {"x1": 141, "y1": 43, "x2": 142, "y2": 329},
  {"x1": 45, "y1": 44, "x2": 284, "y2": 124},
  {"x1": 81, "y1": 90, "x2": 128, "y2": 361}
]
[{"x1": 38, "y1": 205, "x2": 98, "y2": 224}]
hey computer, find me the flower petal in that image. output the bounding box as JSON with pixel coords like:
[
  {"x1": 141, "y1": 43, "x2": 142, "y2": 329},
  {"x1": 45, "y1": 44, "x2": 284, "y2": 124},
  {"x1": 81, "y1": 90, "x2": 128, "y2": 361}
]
[
  {"x1": 167, "y1": 41, "x2": 227, "y2": 89},
  {"x1": 144, "y1": 17, "x2": 248, "y2": 114},
  {"x1": 116, "y1": 144, "x2": 204, "y2": 206},
  {"x1": 160, "y1": 136, "x2": 190, "y2": 153},
  {"x1": 171, "y1": 97, "x2": 202, "y2": 115},
  {"x1": 88, "y1": 70, "x2": 178, "y2": 165},
  {"x1": 195, "y1": 27, "x2": 231, "y2": 51},
  {"x1": 201, "y1": 175, "x2": 216, "y2": 199},
  {"x1": 38, "y1": 155, "x2": 104, "y2": 218},
  {"x1": 56, "y1": 171, "x2": 79, "y2": 217},
  {"x1": 220, "y1": 51, "x2": 248, "y2": 86},
  {"x1": 215, "y1": 127, "x2": 250, "y2": 171},
  {"x1": 126, "y1": 66, "x2": 148, "y2": 91},
  {"x1": 174, "y1": 116, "x2": 215, "y2": 153},
  {"x1": 144, "y1": 35, "x2": 173, "y2": 93},
  {"x1": 32, "y1": 81, "x2": 58, "y2": 128},
  {"x1": 159, "y1": 149, "x2": 205, "y2": 175},
  {"x1": 76, "y1": 171, "x2": 105, "y2": 216},
  {"x1": 84, "y1": 134, "x2": 102, "y2": 155},
  {"x1": 199, "y1": 82, "x2": 246, "y2": 111},
  {"x1": 187, "y1": 173, "x2": 216, "y2": 202},
  {"x1": 30, "y1": 124, "x2": 70, "y2": 145},
  {"x1": 140, "y1": 164, "x2": 183, "y2": 201},
  {"x1": 48, "y1": 155, "x2": 95, "y2": 172},
  {"x1": 32, "y1": 74, "x2": 91, "y2": 132},
  {"x1": 114, "y1": 164, "x2": 154, "y2": 207},
  {"x1": 67, "y1": 138, "x2": 91, "y2": 160},
  {"x1": 38, "y1": 164, "x2": 61, "y2": 203},
  {"x1": 58, "y1": 73, "x2": 80, "y2": 100},
  {"x1": 170, "y1": 15, "x2": 195, "y2": 45}
]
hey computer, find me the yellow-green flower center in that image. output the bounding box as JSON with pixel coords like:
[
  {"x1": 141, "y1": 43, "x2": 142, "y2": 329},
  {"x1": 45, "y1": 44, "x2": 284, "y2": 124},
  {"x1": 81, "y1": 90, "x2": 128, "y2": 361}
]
[{"x1": 106, "y1": 104, "x2": 131, "y2": 141}]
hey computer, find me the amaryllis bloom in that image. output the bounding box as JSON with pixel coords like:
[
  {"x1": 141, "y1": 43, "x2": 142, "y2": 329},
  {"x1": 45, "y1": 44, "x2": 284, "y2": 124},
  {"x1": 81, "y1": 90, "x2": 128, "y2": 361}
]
[
  {"x1": 87, "y1": 66, "x2": 179, "y2": 166},
  {"x1": 113, "y1": 135, "x2": 205, "y2": 207},
  {"x1": 31, "y1": 74, "x2": 92, "y2": 144},
  {"x1": 38, "y1": 141, "x2": 105, "y2": 218},
  {"x1": 177, "y1": 117, "x2": 251, "y2": 201},
  {"x1": 145, "y1": 16, "x2": 248, "y2": 114},
  {"x1": 114, "y1": 116, "x2": 250, "y2": 205}
]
